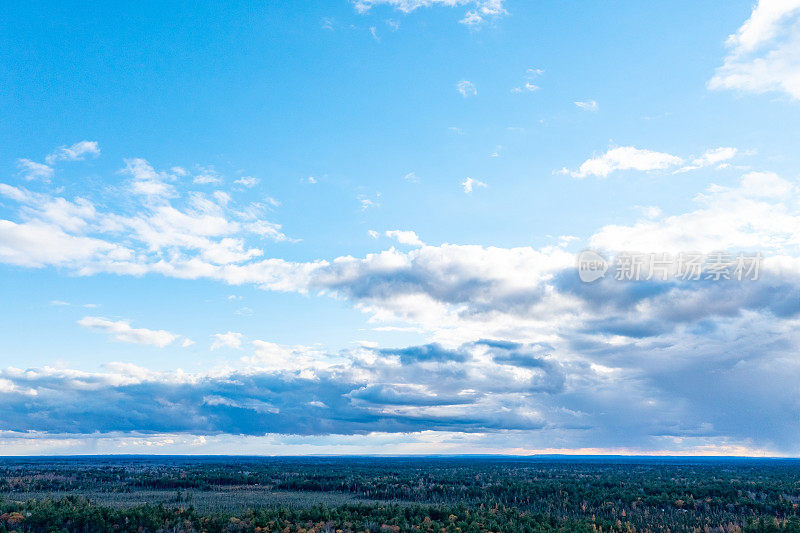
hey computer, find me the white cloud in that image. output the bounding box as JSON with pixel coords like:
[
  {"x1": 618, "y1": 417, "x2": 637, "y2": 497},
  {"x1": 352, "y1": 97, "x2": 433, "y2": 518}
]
[
  {"x1": 461, "y1": 177, "x2": 487, "y2": 193},
  {"x1": 512, "y1": 68, "x2": 543, "y2": 93},
  {"x1": 574, "y1": 100, "x2": 598, "y2": 112},
  {"x1": 590, "y1": 170, "x2": 797, "y2": 253},
  {"x1": 0, "y1": 157, "x2": 296, "y2": 270},
  {"x1": 0, "y1": 219, "x2": 127, "y2": 268},
  {"x1": 303, "y1": 176, "x2": 318, "y2": 184},
  {"x1": 15, "y1": 141, "x2": 100, "y2": 182},
  {"x1": 368, "y1": 230, "x2": 380, "y2": 239},
  {"x1": 511, "y1": 82, "x2": 538, "y2": 93},
  {"x1": 211, "y1": 331, "x2": 243, "y2": 350},
  {"x1": 636, "y1": 205, "x2": 663, "y2": 219},
  {"x1": 243, "y1": 340, "x2": 329, "y2": 371},
  {"x1": 739, "y1": 169, "x2": 794, "y2": 197},
  {"x1": 456, "y1": 80, "x2": 477, "y2": 97},
  {"x1": 566, "y1": 146, "x2": 684, "y2": 178},
  {"x1": 8, "y1": 154, "x2": 800, "y2": 395},
  {"x1": 565, "y1": 146, "x2": 740, "y2": 178},
  {"x1": 121, "y1": 158, "x2": 177, "y2": 197},
  {"x1": 247, "y1": 220, "x2": 291, "y2": 242},
  {"x1": 78, "y1": 316, "x2": 181, "y2": 348},
  {"x1": 234, "y1": 176, "x2": 259, "y2": 188},
  {"x1": 45, "y1": 141, "x2": 100, "y2": 165},
  {"x1": 17, "y1": 159, "x2": 54, "y2": 181},
  {"x1": 709, "y1": 0, "x2": 800, "y2": 100},
  {"x1": 358, "y1": 193, "x2": 380, "y2": 210},
  {"x1": 193, "y1": 167, "x2": 223, "y2": 185},
  {"x1": 675, "y1": 147, "x2": 738, "y2": 173},
  {"x1": 385, "y1": 230, "x2": 424, "y2": 246},
  {"x1": 403, "y1": 171, "x2": 418, "y2": 182}
]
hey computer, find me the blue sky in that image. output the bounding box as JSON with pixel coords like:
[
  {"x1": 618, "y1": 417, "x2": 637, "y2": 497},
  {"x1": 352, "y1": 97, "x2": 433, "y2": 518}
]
[{"x1": 2, "y1": 0, "x2": 800, "y2": 455}]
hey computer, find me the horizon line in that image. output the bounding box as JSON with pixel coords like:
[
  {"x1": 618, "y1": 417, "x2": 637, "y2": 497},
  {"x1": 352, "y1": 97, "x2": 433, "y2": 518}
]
[{"x1": 1, "y1": 453, "x2": 797, "y2": 460}]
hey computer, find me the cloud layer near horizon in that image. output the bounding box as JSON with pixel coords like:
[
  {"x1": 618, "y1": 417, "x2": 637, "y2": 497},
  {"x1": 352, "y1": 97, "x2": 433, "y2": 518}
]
[{"x1": 2, "y1": 149, "x2": 800, "y2": 454}]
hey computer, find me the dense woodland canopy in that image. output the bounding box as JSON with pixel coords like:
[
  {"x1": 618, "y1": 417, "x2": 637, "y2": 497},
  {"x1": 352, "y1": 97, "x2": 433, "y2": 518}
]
[{"x1": 2, "y1": 457, "x2": 800, "y2": 533}]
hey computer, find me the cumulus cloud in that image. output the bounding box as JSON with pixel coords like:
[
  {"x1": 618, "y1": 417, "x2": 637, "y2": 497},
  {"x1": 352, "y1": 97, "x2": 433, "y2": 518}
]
[
  {"x1": 121, "y1": 158, "x2": 177, "y2": 197},
  {"x1": 709, "y1": 0, "x2": 800, "y2": 100},
  {"x1": 211, "y1": 331, "x2": 243, "y2": 350},
  {"x1": 589, "y1": 170, "x2": 796, "y2": 253},
  {"x1": 385, "y1": 230, "x2": 424, "y2": 246},
  {"x1": 78, "y1": 316, "x2": 182, "y2": 348},
  {"x1": 0, "y1": 158, "x2": 292, "y2": 271},
  {"x1": 565, "y1": 146, "x2": 684, "y2": 178},
  {"x1": 562, "y1": 145, "x2": 741, "y2": 178},
  {"x1": 243, "y1": 341, "x2": 330, "y2": 371}
]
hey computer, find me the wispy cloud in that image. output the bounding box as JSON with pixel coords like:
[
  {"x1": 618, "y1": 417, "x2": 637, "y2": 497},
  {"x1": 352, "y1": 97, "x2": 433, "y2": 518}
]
[
  {"x1": 674, "y1": 147, "x2": 738, "y2": 173},
  {"x1": 574, "y1": 100, "x2": 598, "y2": 112},
  {"x1": 234, "y1": 176, "x2": 259, "y2": 188},
  {"x1": 358, "y1": 193, "x2": 381, "y2": 210},
  {"x1": 352, "y1": 0, "x2": 507, "y2": 26},
  {"x1": 456, "y1": 80, "x2": 477, "y2": 97},
  {"x1": 78, "y1": 316, "x2": 182, "y2": 348},
  {"x1": 16, "y1": 141, "x2": 100, "y2": 181},
  {"x1": 17, "y1": 159, "x2": 54, "y2": 181},
  {"x1": 511, "y1": 68, "x2": 543, "y2": 93},
  {"x1": 462, "y1": 177, "x2": 488, "y2": 193},
  {"x1": 45, "y1": 141, "x2": 100, "y2": 165}
]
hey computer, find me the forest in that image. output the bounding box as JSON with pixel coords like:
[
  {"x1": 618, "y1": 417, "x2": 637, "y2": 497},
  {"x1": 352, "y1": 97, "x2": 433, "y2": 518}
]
[{"x1": 1, "y1": 456, "x2": 800, "y2": 533}]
